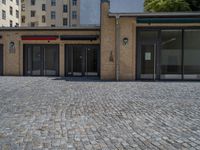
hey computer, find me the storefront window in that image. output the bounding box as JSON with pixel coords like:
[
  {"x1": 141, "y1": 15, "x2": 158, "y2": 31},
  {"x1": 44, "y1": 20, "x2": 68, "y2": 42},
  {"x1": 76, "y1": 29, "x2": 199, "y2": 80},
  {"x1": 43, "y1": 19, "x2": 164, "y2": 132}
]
[
  {"x1": 140, "y1": 31, "x2": 158, "y2": 43},
  {"x1": 160, "y1": 30, "x2": 182, "y2": 79},
  {"x1": 184, "y1": 30, "x2": 200, "y2": 79}
]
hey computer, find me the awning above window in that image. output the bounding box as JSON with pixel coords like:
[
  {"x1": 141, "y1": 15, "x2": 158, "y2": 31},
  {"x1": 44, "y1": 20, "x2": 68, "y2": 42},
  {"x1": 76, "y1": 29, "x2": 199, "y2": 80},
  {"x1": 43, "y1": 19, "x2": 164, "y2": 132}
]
[
  {"x1": 21, "y1": 35, "x2": 59, "y2": 40},
  {"x1": 137, "y1": 18, "x2": 200, "y2": 24},
  {"x1": 60, "y1": 35, "x2": 99, "y2": 41}
]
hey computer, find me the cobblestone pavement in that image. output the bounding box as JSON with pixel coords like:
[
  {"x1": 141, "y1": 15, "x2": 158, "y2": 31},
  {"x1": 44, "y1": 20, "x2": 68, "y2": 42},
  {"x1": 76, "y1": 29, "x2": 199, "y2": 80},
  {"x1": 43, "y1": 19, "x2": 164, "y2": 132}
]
[{"x1": 0, "y1": 77, "x2": 200, "y2": 150}]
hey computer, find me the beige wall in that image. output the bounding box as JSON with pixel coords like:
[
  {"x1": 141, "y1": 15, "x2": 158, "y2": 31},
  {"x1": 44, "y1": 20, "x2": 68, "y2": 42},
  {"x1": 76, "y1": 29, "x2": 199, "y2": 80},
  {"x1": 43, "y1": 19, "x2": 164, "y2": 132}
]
[
  {"x1": 21, "y1": 0, "x2": 80, "y2": 27},
  {"x1": 100, "y1": 1, "x2": 136, "y2": 80},
  {"x1": 1, "y1": 0, "x2": 200, "y2": 80},
  {"x1": 0, "y1": 29, "x2": 100, "y2": 76},
  {"x1": 0, "y1": 0, "x2": 21, "y2": 27},
  {"x1": 100, "y1": 2, "x2": 116, "y2": 80}
]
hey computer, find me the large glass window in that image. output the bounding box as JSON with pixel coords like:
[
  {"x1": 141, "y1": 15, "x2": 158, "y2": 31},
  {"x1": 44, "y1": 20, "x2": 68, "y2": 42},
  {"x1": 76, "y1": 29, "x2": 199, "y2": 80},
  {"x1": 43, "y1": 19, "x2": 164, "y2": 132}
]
[
  {"x1": 140, "y1": 31, "x2": 158, "y2": 43},
  {"x1": 184, "y1": 30, "x2": 200, "y2": 80},
  {"x1": 160, "y1": 30, "x2": 182, "y2": 79}
]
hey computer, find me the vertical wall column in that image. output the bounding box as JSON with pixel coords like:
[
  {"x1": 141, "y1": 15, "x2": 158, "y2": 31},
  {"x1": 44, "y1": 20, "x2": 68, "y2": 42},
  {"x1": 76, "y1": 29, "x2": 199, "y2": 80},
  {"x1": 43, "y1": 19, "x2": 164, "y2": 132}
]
[
  {"x1": 100, "y1": 0, "x2": 116, "y2": 80},
  {"x1": 59, "y1": 43, "x2": 65, "y2": 76}
]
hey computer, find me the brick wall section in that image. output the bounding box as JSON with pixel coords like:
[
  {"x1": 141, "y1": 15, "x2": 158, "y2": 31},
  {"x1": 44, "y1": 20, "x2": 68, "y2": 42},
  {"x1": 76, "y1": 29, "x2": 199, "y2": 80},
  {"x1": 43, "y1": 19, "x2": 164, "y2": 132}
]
[
  {"x1": 0, "y1": 30, "x2": 100, "y2": 76},
  {"x1": 119, "y1": 17, "x2": 137, "y2": 80},
  {"x1": 100, "y1": 2, "x2": 116, "y2": 80},
  {"x1": 100, "y1": 1, "x2": 136, "y2": 80}
]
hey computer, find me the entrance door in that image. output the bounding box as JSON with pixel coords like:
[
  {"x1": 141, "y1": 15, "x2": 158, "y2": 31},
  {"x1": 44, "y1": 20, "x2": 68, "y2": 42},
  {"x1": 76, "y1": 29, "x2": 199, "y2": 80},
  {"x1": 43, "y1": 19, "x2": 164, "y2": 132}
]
[
  {"x1": 65, "y1": 45, "x2": 100, "y2": 77},
  {"x1": 140, "y1": 44, "x2": 156, "y2": 80},
  {"x1": 24, "y1": 45, "x2": 59, "y2": 76},
  {"x1": 73, "y1": 46, "x2": 84, "y2": 76},
  {"x1": 0, "y1": 45, "x2": 3, "y2": 76}
]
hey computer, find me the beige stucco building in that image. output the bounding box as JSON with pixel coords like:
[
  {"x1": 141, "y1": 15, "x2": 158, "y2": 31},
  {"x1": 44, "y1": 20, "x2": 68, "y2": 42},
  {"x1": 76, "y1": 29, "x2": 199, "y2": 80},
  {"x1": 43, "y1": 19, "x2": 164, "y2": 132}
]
[
  {"x1": 21, "y1": 0, "x2": 80, "y2": 27},
  {"x1": 0, "y1": 0, "x2": 200, "y2": 81},
  {"x1": 0, "y1": 0, "x2": 21, "y2": 27}
]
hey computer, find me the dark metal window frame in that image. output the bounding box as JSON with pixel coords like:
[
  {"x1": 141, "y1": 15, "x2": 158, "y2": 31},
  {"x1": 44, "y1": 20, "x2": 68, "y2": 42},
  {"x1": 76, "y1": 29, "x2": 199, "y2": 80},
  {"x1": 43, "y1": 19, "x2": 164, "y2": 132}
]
[
  {"x1": 23, "y1": 44, "x2": 59, "y2": 76},
  {"x1": 65, "y1": 44, "x2": 100, "y2": 77},
  {"x1": 0, "y1": 44, "x2": 3, "y2": 76},
  {"x1": 136, "y1": 26, "x2": 200, "y2": 81}
]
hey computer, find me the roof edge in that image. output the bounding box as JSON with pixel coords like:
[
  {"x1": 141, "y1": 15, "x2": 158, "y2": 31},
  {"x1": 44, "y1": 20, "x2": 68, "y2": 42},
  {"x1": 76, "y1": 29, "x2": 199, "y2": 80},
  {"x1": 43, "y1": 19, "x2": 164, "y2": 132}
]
[
  {"x1": 0, "y1": 26, "x2": 100, "y2": 31},
  {"x1": 109, "y1": 12, "x2": 200, "y2": 17}
]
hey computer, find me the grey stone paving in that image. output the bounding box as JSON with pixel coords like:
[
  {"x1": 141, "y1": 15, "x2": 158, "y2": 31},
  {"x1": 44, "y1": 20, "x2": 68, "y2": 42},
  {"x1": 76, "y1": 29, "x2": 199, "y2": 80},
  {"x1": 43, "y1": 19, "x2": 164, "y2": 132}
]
[{"x1": 0, "y1": 77, "x2": 200, "y2": 150}]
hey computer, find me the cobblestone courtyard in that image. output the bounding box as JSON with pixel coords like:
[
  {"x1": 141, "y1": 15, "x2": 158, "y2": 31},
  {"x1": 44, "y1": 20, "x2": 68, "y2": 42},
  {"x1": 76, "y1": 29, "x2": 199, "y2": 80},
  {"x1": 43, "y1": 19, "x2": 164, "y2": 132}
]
[{"x1": 0, "y1": 77, "x2": 200, "y2": 150}]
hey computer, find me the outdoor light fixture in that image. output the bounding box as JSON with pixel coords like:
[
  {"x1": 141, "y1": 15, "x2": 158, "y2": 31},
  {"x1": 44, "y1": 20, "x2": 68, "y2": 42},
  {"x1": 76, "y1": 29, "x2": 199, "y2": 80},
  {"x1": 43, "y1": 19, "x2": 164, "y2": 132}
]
[
  {"x1": 9, "y1": 41, "x2": 15, "y2": 53},
  {"x1": 123, "y1": 37, "x2": 129, "y2": 46}
]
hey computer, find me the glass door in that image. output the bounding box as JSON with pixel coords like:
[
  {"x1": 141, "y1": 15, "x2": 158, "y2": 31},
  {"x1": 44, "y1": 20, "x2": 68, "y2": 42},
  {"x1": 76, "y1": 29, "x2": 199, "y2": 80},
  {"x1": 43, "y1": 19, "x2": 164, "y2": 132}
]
[
  {"x1": 140, "y1": 44, "x2": 156, "y2": 80},
  {"x1": 86, "y1": 46, "x2": 98, "y2": 76},
  {"x1": 24, "y1": 45, "x2": 59, "y2": 76},
  {"x1": 65, "y1": 45, "x2": 100, "y2": 77},
  {"x1": 0, "y1": 44, "x2": 3, "y2": 76},
  {"x1": 73, "y1": 46, "x2": 83, "y2": 76},
  {"x1": 44, "y1": 45, "x2": 59, "y2": 76},
  {"x1": 32, "y1": 46, "x2": 42, "y2": 76}
]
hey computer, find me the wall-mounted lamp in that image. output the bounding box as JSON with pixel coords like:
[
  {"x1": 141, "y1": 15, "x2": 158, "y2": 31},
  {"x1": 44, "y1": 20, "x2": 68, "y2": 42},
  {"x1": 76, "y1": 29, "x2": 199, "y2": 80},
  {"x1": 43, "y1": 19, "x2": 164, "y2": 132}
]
[
  {"x1": 123, "y1": 37, "x2": 129, "y2": 46},
  {"x1": 9, "y1": 41, "x2": 15, "y2": 54}
]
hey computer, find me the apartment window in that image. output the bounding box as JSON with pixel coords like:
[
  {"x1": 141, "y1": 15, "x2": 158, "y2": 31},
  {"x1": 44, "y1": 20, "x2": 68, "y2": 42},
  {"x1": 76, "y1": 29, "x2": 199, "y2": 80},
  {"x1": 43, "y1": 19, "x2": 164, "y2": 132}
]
[
  {"x1": 72, "y1": 11, "x2": 77, "y2": 19},
  {"x1": 51, "y1": 24, "x2": 55, "y2": 27},
  {"x1": 16, "y1": 10, "x2": 19, "y2": 18},
  {"x1": 72, "y1": 0, "x2": 77, "y2": 6},
  {"x1": 2, "y1": 10, "x2": 6, "y2": 20},
  {"x1": 10, "y1": 6, "x2": 13, "y2": 15},
  {"x1": 42, "y1": 4, "x2": 46, "y2": 11},
  {"x1": 63, "y1": 18, "x2": 68, "y2": 26},
  {"x1": 31, "y1": 11, "x2": 36, "y2": 17},
  {"x1": 31, "y1": 22, "x2": 35, "y2": 27},
  {"x1": 21, "y1": 16, "x2": 25, "y2": 23},
  {"x1": 15, "y1": 23, "x2": 19, "y2": 27},
  {"x1": 16, "y1": 0, "x2": 19, "y2": 5},
  {"x1": 42, "y1": 15, "x2": 46, "y2": 23},
  {"x1": 63, "y1": 5, "x2": 68, "y2": 13},
  {"x1": 51, "y1": 11, "x2": 56, "y2": 19},
  {"x1": 10, "y1": 20, "x2": 13, "y2": 27},
  {"x1": 31, "y1": 0, "x2": 35, "y2": 5},
  {"x1": 51, "y1": 0, "x2": 56, "y2": 6},
  {"x1": 2, "y1": 0, "x2": 6, "y2": 4},
  {"x1": 21, "y1": 4, "x2": 25, "y2": 11}
]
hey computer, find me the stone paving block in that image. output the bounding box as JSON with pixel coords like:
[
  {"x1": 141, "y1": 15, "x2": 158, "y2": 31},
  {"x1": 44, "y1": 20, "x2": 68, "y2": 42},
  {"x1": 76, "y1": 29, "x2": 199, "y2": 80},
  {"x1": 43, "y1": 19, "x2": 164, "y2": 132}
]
[{"x1": 0, "y1": 77, "x2": 200, "y2": 150}]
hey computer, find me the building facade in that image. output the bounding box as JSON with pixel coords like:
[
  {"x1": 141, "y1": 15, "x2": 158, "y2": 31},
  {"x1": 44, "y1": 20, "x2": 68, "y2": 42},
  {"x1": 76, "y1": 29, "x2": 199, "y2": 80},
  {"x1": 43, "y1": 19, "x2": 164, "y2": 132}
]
[
  {"x1": 0, "y1": 0, "x2": 21, "y2": 27},
  {"x1": 21, "y1": 0, "x2": 80, "y2": 27},
  {"x1": 0, "y1": 0, "x2": 200, "y2": 81}
]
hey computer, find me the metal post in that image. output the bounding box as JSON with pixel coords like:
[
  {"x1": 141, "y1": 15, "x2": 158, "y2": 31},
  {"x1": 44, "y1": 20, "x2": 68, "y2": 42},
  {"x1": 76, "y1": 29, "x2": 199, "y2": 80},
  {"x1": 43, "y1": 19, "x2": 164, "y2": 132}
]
[{"x1": 115, "y1": 15, "x2": 120, "y2": 81}]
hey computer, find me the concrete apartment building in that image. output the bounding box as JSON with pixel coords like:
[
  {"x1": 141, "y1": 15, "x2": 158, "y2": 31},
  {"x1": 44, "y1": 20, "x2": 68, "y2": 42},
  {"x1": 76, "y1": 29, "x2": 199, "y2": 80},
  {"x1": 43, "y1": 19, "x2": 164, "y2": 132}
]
[
  {"x1": 0, "y1": 0, "x2": 21, "y2": 27},
  {"x1": 0, "y1": 0, "x2": 200, "y2": 81},
  {"x1": 21, "y1": 0, "x2": 80, "y2": 27}
]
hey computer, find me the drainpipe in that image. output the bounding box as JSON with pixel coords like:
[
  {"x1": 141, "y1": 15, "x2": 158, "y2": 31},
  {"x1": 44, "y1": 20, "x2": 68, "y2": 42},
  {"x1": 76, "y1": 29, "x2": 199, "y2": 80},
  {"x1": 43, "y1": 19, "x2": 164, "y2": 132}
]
[
  {"x1": 115, "y1": 15, "x2": 120, "y2": 81},
  {"x1": 69, "y1": 0, "x2": 71, "y2": 27}
]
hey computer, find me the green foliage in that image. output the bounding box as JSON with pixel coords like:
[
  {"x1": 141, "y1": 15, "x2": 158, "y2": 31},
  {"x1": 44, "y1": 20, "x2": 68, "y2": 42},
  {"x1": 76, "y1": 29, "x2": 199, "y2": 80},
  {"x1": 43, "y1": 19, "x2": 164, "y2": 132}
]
[
  {"x1": 185, "y1": 0, "x2": 200, "y2": 11},
  {"x1": 144, "y1": 0, "x2": 192, "y2": 12}
]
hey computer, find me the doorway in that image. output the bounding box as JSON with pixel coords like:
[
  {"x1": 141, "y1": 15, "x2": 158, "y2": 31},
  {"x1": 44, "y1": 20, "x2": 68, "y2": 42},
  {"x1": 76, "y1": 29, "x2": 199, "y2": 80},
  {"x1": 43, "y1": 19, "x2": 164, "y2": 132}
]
[
  {"x1": 0, "y1": 44, "x2": 3, "y2": 76},
  {"x1": 65, "y1": 45, "x2": 100, "y2": 77},
  {"x1": 24, "y1": 44, "x2": 59, "y2": 76},
  {"x1": 140, "y1": 43, "x2": 156, "y2": 80}
]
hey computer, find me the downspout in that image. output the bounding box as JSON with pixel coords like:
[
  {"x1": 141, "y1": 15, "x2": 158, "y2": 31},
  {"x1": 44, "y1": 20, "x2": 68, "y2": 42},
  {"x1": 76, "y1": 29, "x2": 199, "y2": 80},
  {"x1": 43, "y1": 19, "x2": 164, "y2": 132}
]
[
  {"x1": 69, "y1": 0, "x2": 71, "y2": 27},
  {"x1": 115, "y1": 15, "x2": 120, "y2": 81}
]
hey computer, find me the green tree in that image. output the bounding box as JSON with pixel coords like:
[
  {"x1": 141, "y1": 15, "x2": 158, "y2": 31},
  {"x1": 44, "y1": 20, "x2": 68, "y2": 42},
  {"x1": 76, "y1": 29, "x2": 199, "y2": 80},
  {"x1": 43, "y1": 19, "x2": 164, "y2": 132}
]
[
  {"x1": 185, "y1": 0, "x2": 200, "y2": 11},
  {"x1": 144, "y1": 0, "x2": 192, "y2": 12}
]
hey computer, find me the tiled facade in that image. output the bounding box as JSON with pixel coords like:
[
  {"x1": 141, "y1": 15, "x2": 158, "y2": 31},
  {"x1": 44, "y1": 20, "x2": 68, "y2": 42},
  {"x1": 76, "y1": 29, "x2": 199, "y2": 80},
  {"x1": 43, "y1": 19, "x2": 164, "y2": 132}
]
[
  {"x1": 21, "y1": 0, "x2": 80, "y2": 27},
  {"x1": 0, "y1": 0, "x2": 21, "y2": 27},
  {"x1": 0, "y1": 0, "x2": 200, "y2": 80}
]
